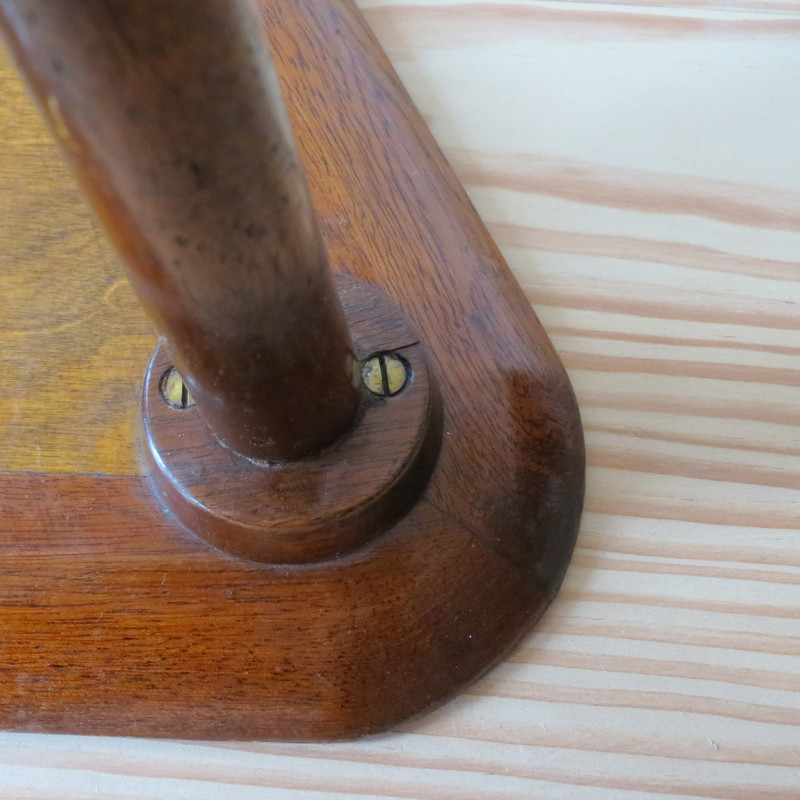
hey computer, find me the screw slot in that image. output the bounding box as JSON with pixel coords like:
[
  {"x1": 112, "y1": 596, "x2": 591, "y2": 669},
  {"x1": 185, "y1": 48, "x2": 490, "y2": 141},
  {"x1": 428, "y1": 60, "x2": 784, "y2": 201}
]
[
  {"x1": 361, "y1": 353, "x2": 410, "y2": 397},
  {"x1": 159, "y1": 367, "x2": 195, "y2": 410}
]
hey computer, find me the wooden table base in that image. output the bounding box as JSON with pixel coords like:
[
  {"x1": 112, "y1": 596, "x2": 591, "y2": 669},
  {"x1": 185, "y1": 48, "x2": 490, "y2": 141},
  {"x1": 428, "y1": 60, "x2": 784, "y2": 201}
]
[{"x1": 0, "y1": 0, "x2": 584, "y2": 740}]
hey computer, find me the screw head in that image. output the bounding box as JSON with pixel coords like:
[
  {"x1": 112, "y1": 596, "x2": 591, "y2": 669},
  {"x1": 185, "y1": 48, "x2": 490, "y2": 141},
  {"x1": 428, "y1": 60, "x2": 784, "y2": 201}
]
[
  {"x1": 361, "y1": 353, "x2": 410, "y2": 397},
  {"x1": 160, "y1": 367, "x2": 195, "y2": 409}
]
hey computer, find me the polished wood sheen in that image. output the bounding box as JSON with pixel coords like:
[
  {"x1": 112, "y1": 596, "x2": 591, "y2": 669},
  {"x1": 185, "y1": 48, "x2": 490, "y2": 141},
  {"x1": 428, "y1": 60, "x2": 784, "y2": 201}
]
[
  {"x1": 0, "y1": 0, "x2": 359, "y2": 462},
  {"x1": 0, "y1": 0, "x2": 583, "y2": 742}
]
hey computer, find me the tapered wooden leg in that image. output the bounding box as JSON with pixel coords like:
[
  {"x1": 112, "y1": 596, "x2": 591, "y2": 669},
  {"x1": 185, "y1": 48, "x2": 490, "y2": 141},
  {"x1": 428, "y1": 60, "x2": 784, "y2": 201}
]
[{"x1": 0, "y1": 0, "x2": 359, "y2": 462}]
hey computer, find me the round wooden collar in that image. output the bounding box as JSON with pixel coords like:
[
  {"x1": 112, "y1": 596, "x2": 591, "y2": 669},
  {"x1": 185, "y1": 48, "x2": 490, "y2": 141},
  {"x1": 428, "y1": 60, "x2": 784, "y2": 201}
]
[{"x1": 143, "y1": 272, "x2": 443, "y2": 565}]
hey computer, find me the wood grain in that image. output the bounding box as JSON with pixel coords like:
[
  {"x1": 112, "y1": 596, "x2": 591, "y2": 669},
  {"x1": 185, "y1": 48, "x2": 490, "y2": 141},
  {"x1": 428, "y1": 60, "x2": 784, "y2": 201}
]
[
  {"x1": 0, "y1": 0, "x2": 798, "y2": 796},
  {"x1": 0, "y1": 0, "x2": 582, "y2": 741}
]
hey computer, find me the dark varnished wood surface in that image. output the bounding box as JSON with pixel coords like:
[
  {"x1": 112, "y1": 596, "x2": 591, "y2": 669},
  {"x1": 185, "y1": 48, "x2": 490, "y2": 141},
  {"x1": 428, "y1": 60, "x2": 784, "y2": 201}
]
[
  {"x1": 0, "y1": 0, "x2": 584, "y2": 740},
  {"x1": 0, "y1": 0, "x2": 360, "y2": 462},
  {"x1": 1, "y1": 470, "x2": 551, "y2": 739}
]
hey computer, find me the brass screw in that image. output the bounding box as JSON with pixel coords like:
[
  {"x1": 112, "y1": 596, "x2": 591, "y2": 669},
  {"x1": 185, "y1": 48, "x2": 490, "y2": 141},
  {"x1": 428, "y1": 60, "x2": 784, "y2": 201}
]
[
  {"x1": 361, "y1": 353, "x2": 409, "y2": 397},
  {"x1": 160, "y1": 367, "x2": 195, "y2": 410}
]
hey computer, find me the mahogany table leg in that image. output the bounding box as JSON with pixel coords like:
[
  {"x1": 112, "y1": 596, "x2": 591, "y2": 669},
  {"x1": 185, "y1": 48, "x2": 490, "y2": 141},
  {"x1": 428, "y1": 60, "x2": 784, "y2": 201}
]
[{"x1": 0, "y1": 0, "x2": 359, "y2": 462}]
